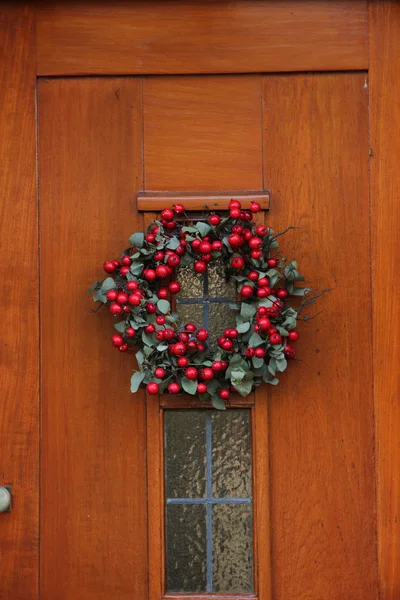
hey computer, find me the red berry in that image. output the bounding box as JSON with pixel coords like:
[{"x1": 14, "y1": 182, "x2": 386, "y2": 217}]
[
  {"x1": 167, "y1": 254, "x2": 180, "y2": 267},
  {"x1": 255, "y1": 347, "x2": 266, "y2": 358},
  {"x1": 231, "y1": 256, "x2": 245, "y2": 270},
  {"x1": 116, "y1": 292, "x2": 128, "y2": 304},
  {"x1": 229, "y1": 199, "x2": 241, "y2": 210},
  {"x1": 161, "y1": 208, "x2": 174, "y2": 221},
  {"x1": 284, "y1": 345, "x2": 296, "y2": 359},
  {"x1": 242, "y1": 210, "x2": 253, "y2": 221},
  {"x1": 248, "y1": 271, "x2": 259, "y2": 281},
  {"x1": 155, "y1": 331, "x2": 165, "y2": 341},
  {"x1": 178, "y1": 332, "x2": 189, "y2": 343},
  {"x1": 257, "y1": 288, "x2": 268, "y2": 298},
  {"x1": 267, "y1": 258, "x2": 278, "y2": 268},
  {"x1": 121, "y1": 255, "x2": 132, "y2": 266},
  {"x1": 185, "y1": 367, "x2": 198, "y2": 380},
  {"x1": 146, "y1": 302, "x2": 157, "y2": 313},
  {"x1": 277, "y1": 289, "x2": 288, "y2": 299},
  {"x1": 187, "y1": 340, "x2": 198, "y2": 351},
  {"x1": 251, "y1": 250, "x2": 262, "y2": 260},
  {"x1": 249, "y1": 237, "x2": 263, "y2": 250},
  {"x1": 169, "y1": 282, "x2": 181, "y2": 294},
  {"x1": 245, "y1": 347, "x2": 255, "y2": 357},
  {"x1": 250, "y1": 201, "x2": 261, "y2": 213},
  {"x1": 269, "y1": 333, "x2": 282, "y2": 345},
  {"x1": 146, "y1": 233, "x2": 156, "y2": 244},
  {"x1": 199, "y1": 241, "x2": 212, "y2": 254},
  {"x1": 173, "y1": 203, "x2": 185, "y2": 214},
  {"x1": 212, "y1": 361, "x2": 223, "y2": 372},
  {"x1": 112, "y1": 334, "x2": 124, "y2": 347},
  {"x1": 168, "y1": 382, "x2": 180, "y2": 394},
  {"x1": 194, "y1": 261, "x2": 207, "y2": 273},
  {"x1": 197, "y1": 383, "x2": 208, "y2": 394},
  {"x1": 164, "y1": 328, "x2": 175, "y2": 340},
  {"x1": 229, "y1": 328, "x2": 238, "y2": 338},
  {"x1": 199, "y1": 368, "x2": 214, "y2": 381},
  {"x1": 126, "y1": 327, "x2": 136, "y2": 338},
  {"x1": 156, "y1": 265, "x2": 169, "y2": 279},
  {"x1": 202, "y1": 253, "x2": 212, "y2": 263},
  {"x1": 157, "y1": 288, "x2": 168, "y2": 299},
  {"x1": 127, "y1": 280, "x2": 138, "y2": 291},
  {"x1": 173, "y1": 342, "x2": 186, "y2": 355},
  {"x1": 154, "y1": 251, "x2": 165, "y2": 261},
  {"x1": 197, "y1": 343, "x2": 205, "y2": 352},
  {"x1": 155, "y1": 367, "x2": 166, "y2": 379},
  {"x1": 258, "y1": 317, "x2": 271, "y2": 330},
  {"x1": 258, "y1": 277, "x2": 269, "y2": 287},
  {"x1": 106, "y1": 290, "x2": 117, "y2": 301},
  {"x1": 219, "y1": 388, "x2": 230, "y2": 400},
  {"x1": 256, "y1": 225, "x2": 268, "y2": 236},
  {"x1": 191, "y1": 239, "x2": 201, "y2": 252},
  {"x1": 209, "y1": 214, "x2": 221, "y2": 226},
  {"x1": 144, "y1": 269, "x2": 156, "y2": 280},
  {"x1": 184, "y1": 323, "x2": 196, "y2": 333},
  {"x1": 257, "y1": 306, "x2": 268, "y2": 316},
  {"x1": 230, "y1": 208, "x2": 241, "y2": 219},
  {"x1": 110, "y1": 303, "x2": 123, "y2": 315},
  {"x1": 196, "y1": 328, "x2": 209, "y2": 342},
  {"x1": 128, "y1": 293, "x2": 141, "y2": 306},
  {"x1": 243, "y1": 229, "x2": 253, "y2": 241},
  {"x1": 156, "y1": 315, "x2": 166, "y2": 325},
  {"x1": 119, "y1": 343, "x2": 128, "y2": 352},
  {"x1": 145, "y1": 324, "x2": 155, "y2": 334},
  {"x1": 146, "y1": 382, "x2": 159, "y2": 395},
  {"x1": 175, "y1": 245, "x2": 185, "y2": 256},
  {"x1": 228, "y1": 234, "x2": 242, "y2": 247},
  {"x1": 222, "y1": 339, "x2": 233, "y2": 350},
  {"x1": 288, "y1": 330, "x2": 299, "y2": 342},
  {"x1": 177, "y1": 356, "x2": 189, "y2": 367},
  {"x1": 240, "y1": 285, "x2": 253, "y2": 298},
  {"x1": 211, "y1": 240, "x2": 223, "y2": 252},
  {"x1": 103, "y1": 261, "x2": 116, "y2": 273}
]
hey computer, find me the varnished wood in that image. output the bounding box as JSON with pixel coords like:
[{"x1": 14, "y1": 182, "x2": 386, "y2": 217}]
[
  {"x1": 0, "y1": 5, "x2": 39, "y2": 599},
  {"x1": 263, "y1": 74, "x2": 378, "y2": 599},
  {"x1": 137, "y1": 192, "x2": 270, "y2": 212},
  {"x1": 35, "y1": 1, "x2": 368, "y2": 76},
  {"x1": 370, "y1": 2, "x2": 400, "y2": 596},
  {"x1": 163, "y1": 595, "x2": 257, "y2": 600},
  {"x1": 38, "y1": 79, "x2": 147, "y2": 600},
  {"x1": 159, "y1": 395, "x2": 255, "y2": 409},
  {"x1": 143, "y1": 76, "x2": 263, "y2": 192}
]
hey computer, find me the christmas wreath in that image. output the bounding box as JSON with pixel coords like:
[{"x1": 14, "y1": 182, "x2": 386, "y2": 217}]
[{"x1": 90, "y1": 199, "x2": 321, "y2": 409}]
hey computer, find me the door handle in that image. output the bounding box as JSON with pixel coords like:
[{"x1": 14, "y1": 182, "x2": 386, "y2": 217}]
[{"x1": 0, "y1": 487, "x2": 11, "y2": 513}]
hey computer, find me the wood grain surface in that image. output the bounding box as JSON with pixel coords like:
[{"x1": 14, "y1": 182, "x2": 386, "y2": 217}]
[
  {"x1": 0, "y1": 5, "x2": 39, "y2": 599},
  {"x1": 137, "y1": 192, "x2": 270, "y2": 212},
  {"x1": 262, "y1": 74, "x2": 378, "y2": 599},
  {"x1": 36, "y1": 1, "x2": 368, "y2": 76},
  {"x1": 38, "y1": 79, "x2": 147, "y2": 600},
  {"x1": 143, "y1": 76, "x2": 263, "y2": 192},
  {"x1": 370, "y1": 2, "x2": 400, "y2": 597}
]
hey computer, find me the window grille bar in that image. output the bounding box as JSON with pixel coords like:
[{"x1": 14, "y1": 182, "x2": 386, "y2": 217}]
[
  {"x1": 206, "y1": 413, "x2": 213, "y2": 592},
  {"x1": 166, "y1": 497, "x2": 252, "y2": 505}
]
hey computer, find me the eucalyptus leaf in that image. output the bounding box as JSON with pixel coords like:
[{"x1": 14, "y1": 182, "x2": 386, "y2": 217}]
[
  {"x1": 231, "y1": 369, "x2": 246, "y2": 381},
  {"x1": 142, "y1": 331, "x2": 156, "y2": 347},
  {"x1": 129, "y1": 232, "x2": 145, "y2": 248},
  {"x1": 157, "y1": 299, "x2": 171, "y2": 314},
  {"x1": 181, "y1": 376, "x2": 197, "y2": 395},
  {"x1": 114, "y1": 321, "x2": 127, "y2": 333},
  {"x1": 166, "y1": 236, "x2": 181, "y2": 250},
  {"x1": 93, "y1": 290, "x2": 107, "y2": 303},
  {"x1": 88, "y1": 281, "x2": 101, "y2": 294},
  {"x1": 237, "y1": 321, "x2": 250, "y2": 334},
  {"x1": 130, "y1": 262, "x2": 144, "y2": 276},
  {"x1": 233, "y1": 379, "x2": 253, "y2": 397},
  {"x1": 252, "y1": 356, "x2": 265, "y2": 369},
  {"x1": 276, "y1": 357, "x2": 288, "y2": 372},
  {"x1": 248, "y1": 332, "x2": 264, "y2": 347},
  {"x1": 240, "y1": 302, "x2": 257, "y2": 320},
  {"x1": 195, "y1": 221, "x2": 211, "y2": 237},
  {"x1": 211, "y1": 396, "x2": 227, "y2": 410},
  {"x1": 136, "y1": 350, "x2": 144, "y2": 366},
  {"x1": 130, "y1": 371, "x2": 145, "y2": 393}
]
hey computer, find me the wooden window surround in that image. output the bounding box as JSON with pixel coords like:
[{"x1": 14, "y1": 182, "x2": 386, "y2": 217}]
[{"x1": 141, "y1": 193, "x2": 271, "y2": 600}]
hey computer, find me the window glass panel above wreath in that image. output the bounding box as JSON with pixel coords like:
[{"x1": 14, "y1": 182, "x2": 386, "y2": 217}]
[{"x1": 164, "y1": 409, "x2": 254, "y2": 594}]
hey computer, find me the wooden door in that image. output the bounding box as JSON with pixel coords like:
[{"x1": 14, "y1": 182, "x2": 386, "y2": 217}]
[{"x1": 3, "y1": 2, "x2": 400, "y2": 599}]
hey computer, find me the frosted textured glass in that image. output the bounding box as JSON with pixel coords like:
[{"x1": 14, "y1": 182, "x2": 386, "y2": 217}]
[
  {"x1": 165, "y1": 411, "x2": 206, "y2": 498},
  {"x1": 208, "y1": 260, "x2": 236, "y2": 298},
  {"x1": 166, "y1": 503, "x2": 207, "y2": 592},
  {"x1": 177, "y1": 266, "x2": 204, "y2": 298},
  {"x1": 176, "y1": 303, "x2": 204, "y2": 329},
  {"x1": 212, "y1": 503, "x2": 254, "y2": 592},
  {"x1": 212, "y1": 410, "x2": 252, "y2": 498},
  {"x1": 209, "y1": 302, "x2": 236, "y2": 342}
]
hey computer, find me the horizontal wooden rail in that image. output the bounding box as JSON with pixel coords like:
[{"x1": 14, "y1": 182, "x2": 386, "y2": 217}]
[{"x1": 137, "y1": 191, "x2": 269, "y2": 212}]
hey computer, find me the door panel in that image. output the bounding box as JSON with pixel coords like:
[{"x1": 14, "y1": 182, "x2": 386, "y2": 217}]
[
  {"x1": 263, "y1": 74, "x2": 377, "y2": 599},
  {"x1": 38, "y1": 79, "x2": 147, "y2": 600}
]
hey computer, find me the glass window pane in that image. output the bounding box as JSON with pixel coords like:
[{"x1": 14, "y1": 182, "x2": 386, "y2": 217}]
[
  {"x1": 212, "y1": 410, "x2": 252, "y2": 498},
  {"x1": 176, "y1": 303, "x2": 204, "y2": 329},
  {"x1": 177, "y1": 266, "x2": 204, "y2": 298},
  {"x1": 166, "y1": 503, "x2": 207, "y2": 592},
  {"x1": 208, "y1": 260, "x2": 236, "y2": 298},
  {"x1": 209, "y1": 302, "x2": 236, "y2": 343},
  {"x1": 165, "y1": 411, "x2": 207, "y2": 498},
  {"x1": 212, "y1": 503, "x2": 254, "y2": 593}
]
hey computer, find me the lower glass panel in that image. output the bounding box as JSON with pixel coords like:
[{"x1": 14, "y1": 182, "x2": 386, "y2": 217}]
[
  {"x1": 166, "y1": 503, "x2": 207, "y2": 592},
  {"x1": 212, "y1": 503, "x2": 254, "y2": 593}
]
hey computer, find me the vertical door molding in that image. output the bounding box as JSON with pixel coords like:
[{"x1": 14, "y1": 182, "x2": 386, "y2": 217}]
[
  {"x1": 370, "y1": 1, "x2": 400, "y2": 596},
  {"x1": 0, "y1": 5, "x2": 39, "y2": 599}
]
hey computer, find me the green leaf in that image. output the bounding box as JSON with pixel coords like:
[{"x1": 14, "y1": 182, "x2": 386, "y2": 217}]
[
  {"x1": 93, "y1": 290, "x2": 107, "y2": 303},
  {"x1": 211, "y1": 395, "x2": 227, "y2": 410},
  {"x1": 114, "y1": 321, "x2": 127, "y2": 333},
  {"x1": 233, "y1": 379, "x2": 253, "y2": 397},
  {"x1": 156, "y1": 343, "x2": 168, "y2": 351},
  {"x1": 136, "y1": 350, "x2": 144, "y2": 366},
  {"x1": 181, "y1": 377, "x2": 197, "y2": 395},
  {"x1": 276, "y1": 357, "x2": 287, "y2": 372},
  {"x1": 231, "y1": 369, "x2": 246, "y2": 381},
  {"x1": 129, "y1": 232, "x2": 145, "y2": 248},
  {"x1": 195, "y1": 221, "x2": 211, "y2": 237},
  {"x1": 252, "y1": 356, "x2": 264, "y2": 369},
  {"x1": 100, "y1": 277, "x2": 116, "y2": 293},
  {"x1": 290, "y1": 287, "x2": 310, "y2": 296},
  {"x1": 237, "y1": 321, "x2": 250, "y2": 334},
  {"x1": 142, "y1": 331, "x2": 155, "y2": 347},
  {"x1": 240, "y1": 302, "x2": 257, "y2": 320},
  {"x1": 130, "y1": 371, "x2": 145, "y2": 393},
  {"x1": 157, "y1": 299, "x2": 171, "y2": 314},
  {"x1": 166, "y1": 237, "x2": 180, "y2": 250},
  {"x1": 248, "y1": 331, "x2": 264, "y2": 347},
  {"x1": 88, "y1": 280, "x2": 101, "y2": 294},
  {"x1": 130, "y1": 262, "x2": 144, "y2": 276}
]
